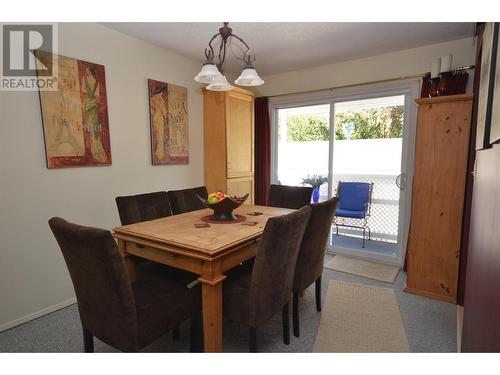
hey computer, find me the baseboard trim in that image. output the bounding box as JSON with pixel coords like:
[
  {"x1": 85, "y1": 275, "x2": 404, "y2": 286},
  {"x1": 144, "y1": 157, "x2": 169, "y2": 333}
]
[
  {"x1": 457, "y1": 305, "x2": 464, "y2": 353},
  {"x1": 0, "y1": 297, "x2": 77, "y2": 333}
]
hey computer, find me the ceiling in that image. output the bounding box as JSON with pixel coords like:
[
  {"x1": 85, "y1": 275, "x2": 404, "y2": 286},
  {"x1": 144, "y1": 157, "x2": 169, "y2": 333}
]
[{"x1": 103, "y1": 22, "x2": 475, "y2": 78}]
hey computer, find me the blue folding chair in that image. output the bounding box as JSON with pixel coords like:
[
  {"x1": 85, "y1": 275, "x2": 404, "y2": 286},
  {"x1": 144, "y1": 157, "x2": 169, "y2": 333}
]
[{"x1": 333, "y1": 181, "x2": 373, "y2": 248}]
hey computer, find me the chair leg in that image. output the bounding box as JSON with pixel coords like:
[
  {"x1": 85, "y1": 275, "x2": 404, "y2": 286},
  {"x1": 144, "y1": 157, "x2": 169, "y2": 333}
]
[
  {"x1": 362, "y1": 227, "x2": 366, "y2": 248},
  {"x1": 249, "y1": 327, "x2": 258, "y2": 353},
  {"x1": 293, "y1": 292, "x2": 300, "y2": 337},
  {"x1": 315, "y1": 276, "x2": 322, "y2": 312},
  {"x1": 173, "y1": 324, "x2": 180, "y2": 341},
  {"x1": 189, "y1": 313, "x2": 204, "y2": 352},
  {"x1": 282, "y1": 301, "x2": 290, "y2": 345},
  {"x1": 82, "y1": 325, "x2": 94, "y2": 353}
]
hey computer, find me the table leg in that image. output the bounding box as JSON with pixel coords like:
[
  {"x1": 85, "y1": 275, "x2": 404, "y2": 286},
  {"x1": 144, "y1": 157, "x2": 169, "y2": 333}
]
[
  {"x1": 198, "y1": 275, "x2": 226, "y2": 352},
  {"x1": 117, "y1": 239, "x2": 136, "y2": 282}
]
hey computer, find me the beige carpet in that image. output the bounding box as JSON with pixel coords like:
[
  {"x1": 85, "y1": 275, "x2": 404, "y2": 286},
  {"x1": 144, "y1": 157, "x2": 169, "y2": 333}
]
[
  {"x1": 314, "y1": 280, "x2": 410, "y2": 352},
  {"x1": 324, "y1": 255, "x2": 400, "y2": 283}
]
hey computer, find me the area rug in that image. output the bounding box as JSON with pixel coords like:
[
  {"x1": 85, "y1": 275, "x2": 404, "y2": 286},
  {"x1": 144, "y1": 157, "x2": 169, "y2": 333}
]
[
  {"x1": 313, "y1": 280, "x2": 410, "y2": 352},
  {"x1": 324, "y1": 255, "x2": 400, "y2": 283}
]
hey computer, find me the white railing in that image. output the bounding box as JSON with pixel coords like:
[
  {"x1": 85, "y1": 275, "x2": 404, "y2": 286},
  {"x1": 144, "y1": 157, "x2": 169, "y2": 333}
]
[
  {"x1": 330, "y1": 173, "x2": 399, "y2": 243},
  {"x1": 278, "y1": 172, "x2": 399, "y2": 242},
  {"x1": 276, "y1": 139, "x2": 402, "y2": 243}
]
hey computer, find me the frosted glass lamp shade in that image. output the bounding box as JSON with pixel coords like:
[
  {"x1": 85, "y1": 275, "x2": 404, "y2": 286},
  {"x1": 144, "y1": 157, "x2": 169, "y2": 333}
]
[
  {"x1": 206, "y1": 74, "x2": 234, "y2": 91},
  {"x1": 194, "y1": 63, "x2": 222, "y2": 83},
  {"x1": 234, "y1": 67, "x2": 264, "y2": 86}
]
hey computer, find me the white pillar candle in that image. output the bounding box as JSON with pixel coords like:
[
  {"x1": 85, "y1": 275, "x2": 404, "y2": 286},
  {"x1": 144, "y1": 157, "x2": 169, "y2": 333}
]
[
  {"x1": 440, "y1": 54, "x2": 452, "y2": 73},
  {"x1": 431, "y1": 58, "x2": 441, "y2": 78}
]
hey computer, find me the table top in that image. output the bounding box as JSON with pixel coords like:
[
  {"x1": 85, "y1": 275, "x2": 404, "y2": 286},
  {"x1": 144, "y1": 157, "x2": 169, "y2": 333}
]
[{"x1": 112, "y1": 205, "x2": 294, "y2": 257}]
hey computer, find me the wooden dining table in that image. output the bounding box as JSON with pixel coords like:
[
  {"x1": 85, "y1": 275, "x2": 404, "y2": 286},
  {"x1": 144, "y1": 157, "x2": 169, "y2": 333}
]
[{"x1": 112, "y1": 204, "x2": 294, "y2": 352}]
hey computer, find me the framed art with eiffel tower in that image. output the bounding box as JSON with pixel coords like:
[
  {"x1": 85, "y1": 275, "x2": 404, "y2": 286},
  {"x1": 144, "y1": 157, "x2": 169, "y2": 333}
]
[
  {"x1": 35, "y1": 51, "x2": 112, "y2": 168},
  {"x1": 148, "y1": 79, "x2": 189, "y2": 165}
]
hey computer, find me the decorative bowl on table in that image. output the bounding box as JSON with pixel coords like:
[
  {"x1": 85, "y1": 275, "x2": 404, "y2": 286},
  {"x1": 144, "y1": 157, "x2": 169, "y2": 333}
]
[{"x1": 196, "y1": 192, "x2": 249, "y2": 221}]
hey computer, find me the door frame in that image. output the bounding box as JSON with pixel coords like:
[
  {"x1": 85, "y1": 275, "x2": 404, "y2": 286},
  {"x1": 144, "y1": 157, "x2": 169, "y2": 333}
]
[{"x1": 269, "y1": 79, "x2": 420, "y2": 266}]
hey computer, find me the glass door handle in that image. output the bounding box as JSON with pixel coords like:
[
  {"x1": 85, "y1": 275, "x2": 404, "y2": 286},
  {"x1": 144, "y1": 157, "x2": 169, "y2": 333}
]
[{"x1": 396, "y1": 173, "x2": 406, "y2": 190}]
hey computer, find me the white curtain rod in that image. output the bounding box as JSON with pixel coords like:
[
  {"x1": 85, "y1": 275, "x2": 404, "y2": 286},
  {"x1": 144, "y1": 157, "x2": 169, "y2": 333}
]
[{"x1": 265, "y1": 65, "x2": 475, "y2": 99}]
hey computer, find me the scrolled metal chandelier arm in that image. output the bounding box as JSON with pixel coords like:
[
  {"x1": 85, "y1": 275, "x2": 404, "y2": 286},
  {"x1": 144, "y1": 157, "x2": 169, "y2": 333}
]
[
  {"x1": 194, "y1": 22, "x2": 264, "y2": 90},
  {"x1": 206, "y1": 25, "x2": 253, "y2": 71}
]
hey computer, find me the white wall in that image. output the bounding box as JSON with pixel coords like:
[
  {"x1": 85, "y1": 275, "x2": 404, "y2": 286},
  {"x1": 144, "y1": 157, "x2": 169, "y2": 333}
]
[
  {"x1": 0, "y1": 23, "x2": 204, "y2": 330},
  {"x1": 277, "y1": 139, "x2": 403, "y2": 186},
  {"x1": 256, "y1": 37, "x2": 476, "y2": 97}
]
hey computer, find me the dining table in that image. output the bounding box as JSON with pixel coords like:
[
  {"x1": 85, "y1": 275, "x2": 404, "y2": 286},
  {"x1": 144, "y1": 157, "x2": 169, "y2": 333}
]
[{"x1": 112, "y1": 204, "x2": 294, "y2": 352}]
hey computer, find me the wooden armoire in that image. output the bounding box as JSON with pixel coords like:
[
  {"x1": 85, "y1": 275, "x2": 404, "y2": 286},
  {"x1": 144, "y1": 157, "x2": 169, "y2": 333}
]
[
  {"x1": 202, "y1": 87, "x2": 255, "y2": 204},
  {"x1": 405, "y1": 93, "x2": 473, "y2": 303}
]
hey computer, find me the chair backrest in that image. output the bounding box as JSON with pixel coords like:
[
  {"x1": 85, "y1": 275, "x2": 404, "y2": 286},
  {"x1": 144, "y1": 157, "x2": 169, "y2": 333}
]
[
  {"x1": 48, "y1": 217, "x2": 138, "y2": 351},
  {"x1": 167, "y1": 186, "x2": 208, "y2": 215},
  {"x1": 337, "y1": 182, "x2": 372, "y2": 211},
  {"x1": 249, "y1": 206, "x2": 311, "y2": 327},
  {"x1": 293, "y1": 198, "x2": 339, "y2": 292},
  {"x1": 115, "y1": 191, "x2": 172, "y2": 225},
  {"x1": 268, "y1": 184, "x2": 313, "y2": 209}
]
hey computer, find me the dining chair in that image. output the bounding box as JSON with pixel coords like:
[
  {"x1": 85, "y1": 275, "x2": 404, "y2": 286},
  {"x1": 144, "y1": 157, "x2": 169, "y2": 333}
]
[
  {"x1": 222, "y1": 206, "x2": 312, "y2": 352},
  {"x1": 292, "y1": 197, "x2": 339, "y2": 337},
  {"x1": 115, "y1": 191, "x2": 173, "y2": 225},
  {"x1": 267, "y1": 184, "x2": 313, "y2": 209},
  {"x1": 48, "y1": 217, "x2": 203, "y2": 352},
  {"x1": 115, "y1": 192, "x2": 197, "y2": 285},
  {"x1": 167, "y1": 186, "x2": 208, "y2": 215},
  {"x1": 115, "y1": 191, "x2": 198, "y2": 340}
]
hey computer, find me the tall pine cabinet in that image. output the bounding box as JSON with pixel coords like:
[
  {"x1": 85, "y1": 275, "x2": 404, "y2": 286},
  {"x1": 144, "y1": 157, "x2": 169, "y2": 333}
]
[
  {"x1": 405, "y1": 94, "x2": 473, "y2": 303},
  {"x1": 203, "y1": 87, "x2": 255, "y2": 204}
]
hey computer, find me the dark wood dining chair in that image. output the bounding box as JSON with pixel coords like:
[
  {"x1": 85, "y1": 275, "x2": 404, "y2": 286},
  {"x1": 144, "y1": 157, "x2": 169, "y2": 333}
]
[
  {"x1": 222, "y1": 206, "x2": 311, "y2": 352},
  {"x1": 48, "y1": 217, "x2": 203, "y2": 352},
  {"x1": 292, "y1": 197, "x2": 339, "y2": 337},
  {"x1": 267, "y1": 184, "x2": 313, "y2": 209},
  {"x1": 167, "y1": 186, "x2": 208, "y2": 215}
]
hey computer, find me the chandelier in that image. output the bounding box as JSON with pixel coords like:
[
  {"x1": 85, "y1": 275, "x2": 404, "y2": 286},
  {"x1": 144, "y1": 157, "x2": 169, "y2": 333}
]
[{"x1": 194, "y1": 22, "x2": 264, "y2": 91}]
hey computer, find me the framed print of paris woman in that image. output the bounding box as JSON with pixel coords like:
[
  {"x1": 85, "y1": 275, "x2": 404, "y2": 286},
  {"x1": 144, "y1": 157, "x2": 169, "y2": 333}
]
[
  {"x1": 148, "y1": 79, "x2": 189, "y2": 165},
  {"x1": 36, "y1": 51, "x2": 112, "y2": 168}
]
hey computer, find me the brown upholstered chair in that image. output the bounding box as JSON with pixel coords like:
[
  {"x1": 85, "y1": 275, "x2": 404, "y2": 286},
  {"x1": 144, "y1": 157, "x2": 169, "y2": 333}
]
[
  {"x1": 48, "y1": 217, "x2": 203, "y2": 352},
  {"x1": 115, "y1": 191, "x2": 197, "y2": 285},
  {"x1": 115, "y1": 191, "x2": 172, "y2": 225},
  {"x1": 292, "y1": 197, "x2": 339, "y2": 337},
  {"x1": 223, "y1": 206, "x2": 311, "y2": 352},
  {"x1": 267, "y1": 184, "x2": 313, "y2": 209},
  {"x1": 167, "y1": 186, "x2": 208, "y2": 215}
]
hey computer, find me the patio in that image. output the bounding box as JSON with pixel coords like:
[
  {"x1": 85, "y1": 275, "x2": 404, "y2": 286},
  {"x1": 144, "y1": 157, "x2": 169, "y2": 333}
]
[{"x1": 330, "y1": 232, "x2": 397, "y2": 257}]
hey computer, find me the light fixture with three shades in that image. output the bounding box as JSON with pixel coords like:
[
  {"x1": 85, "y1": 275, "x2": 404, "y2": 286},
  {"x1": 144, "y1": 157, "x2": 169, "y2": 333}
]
[{"x1": 194, "y1": 22, "x2": 264, "y2": 91}]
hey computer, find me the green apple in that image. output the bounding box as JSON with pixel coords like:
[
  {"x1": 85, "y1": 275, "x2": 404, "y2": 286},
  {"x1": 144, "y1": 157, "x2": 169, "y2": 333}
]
[{"x1": 207, "y1": 196, "x2": 219, "y2": 205}]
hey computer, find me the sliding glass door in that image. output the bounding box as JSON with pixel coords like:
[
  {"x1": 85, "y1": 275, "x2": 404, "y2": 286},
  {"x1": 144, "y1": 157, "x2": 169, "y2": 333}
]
[
  {"x1": 272, "y1": 85, "x2": 417, "y2": 265},
  {"x1": 330, "y1": 95, "x2": 406, "y2": 262}
]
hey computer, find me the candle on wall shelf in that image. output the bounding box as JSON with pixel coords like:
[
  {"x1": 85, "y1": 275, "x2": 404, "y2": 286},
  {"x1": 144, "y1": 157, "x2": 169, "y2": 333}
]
[
  {"x1": 440, "y1": 54, "x2": 452, "y2": 73},
  {"x1": 431, "y1": 58, "x2": 441, "y2": 78}
]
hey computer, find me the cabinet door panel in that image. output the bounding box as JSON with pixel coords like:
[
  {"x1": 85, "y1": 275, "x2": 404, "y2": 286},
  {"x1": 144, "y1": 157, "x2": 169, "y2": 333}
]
[
  {"x1": 227, "y1": 177, "x2": 254, "y2": 205},
  {"x1": 405, "y1": 97, "x2": 472, "y2": 303},
  {"x1": 226, "y1": 92, "x2": 254, "y2": 178}
]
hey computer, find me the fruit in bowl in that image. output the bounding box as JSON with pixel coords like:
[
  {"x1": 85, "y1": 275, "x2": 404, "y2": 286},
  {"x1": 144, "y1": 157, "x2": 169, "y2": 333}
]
[
  {"x1": 197, "y1": 192, "x2": 249, "y2": 221},
  {"x1": 207, "y1": 191, "x2": 228, "y2": 204}
]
